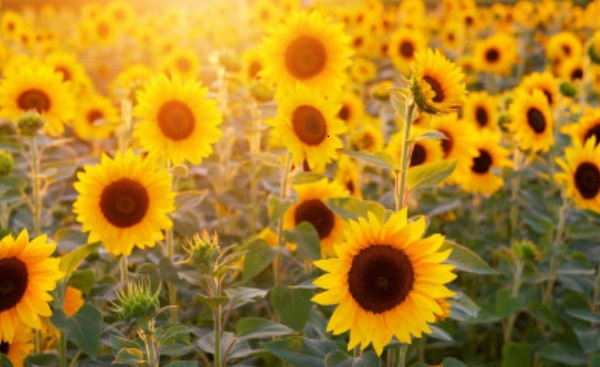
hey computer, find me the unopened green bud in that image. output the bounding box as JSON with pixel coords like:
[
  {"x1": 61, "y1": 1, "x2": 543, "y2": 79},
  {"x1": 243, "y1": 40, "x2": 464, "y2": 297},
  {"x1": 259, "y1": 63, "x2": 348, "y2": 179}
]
[
  {"x1": 249, "y1": 81, "x2": 274, "y2": 103},
  {"x1": 112, "y1": 279, "x2": 160, "y2": 323},
  {"x1": 514, "y1": 240, "x2": 540, "y2": 263},
  {"x1": 17, "y1": 112, "x2": 45, "y2": 137},
  {"x1": 560, "y1": 81, "x2": 578, "y2": 98},
  {"x1": 185, "y1": 231, "x2": 220, "y2": 273},
  {"x1": 0, "y1": 150, "x2": 14, "y2": 176}
]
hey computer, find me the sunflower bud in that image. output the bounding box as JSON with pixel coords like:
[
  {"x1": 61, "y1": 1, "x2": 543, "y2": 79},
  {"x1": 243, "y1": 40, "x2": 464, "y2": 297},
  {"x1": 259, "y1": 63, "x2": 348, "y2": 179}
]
[
  {"x1": 514, "y1": 240, "x2": 540, "y2": 263},
  {"x1": 560, "y1": 81, "x2": 577, "y2": 97},
  {"x1": 112, "y1": 279, "x2": 160, "y2": 323},
  {"x1": 0, "y1": 150, "x2": 14, "y2": 176},
  {"x1": 249, "y1": 81, "x2": 274, "y2": 103},
  {"x1": 17, "y1": 112, "x2": 45, "y2": 137},
  {"x1": 370, "y1": 80, "x2": 394, "y2": 101},
  {"x1": 219, "y1": 51, "x2": 242, "y2": 73},
  {"x1": 184, "y1": 230, "x2": 220, "y2": 274}
]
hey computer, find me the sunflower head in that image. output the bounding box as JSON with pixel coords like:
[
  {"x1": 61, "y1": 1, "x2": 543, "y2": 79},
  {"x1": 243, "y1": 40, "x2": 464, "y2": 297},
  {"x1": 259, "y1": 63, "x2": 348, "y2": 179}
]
[
  {"x1": 0, "y1": 150, "x2": 14, "y2": 177},
  {"x1": 112, "y1": 278, "x2": 160, "y2": 325},
  {"x1": 410, "y1": 48, "x2": 466, "y2": 115},
  {"x1": 508, "y1": 89, "x2": 554, "y2": 153}
]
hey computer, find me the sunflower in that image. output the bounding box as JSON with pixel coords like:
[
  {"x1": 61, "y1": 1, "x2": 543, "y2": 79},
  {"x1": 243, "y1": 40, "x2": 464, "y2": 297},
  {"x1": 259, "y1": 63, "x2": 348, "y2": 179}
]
[
  {"x1": 462, "y1": 91, "x2": 499, "y2": 131},
  {"x1": 546, "y1": 31, "x2": 583, "y2": 64},
  {"x1": 439, "y1": 20, "x2": 466, "y2": 55},
  {"x1": 335, "y1": 154, "x2": 362, "y2": 199},
  {"x1": 86, "y1": 12, "x2": 117, "y2": 47},
  {"x1": 106, "y1": 0, "x2": 135, "y2": 32},
  {"x1": 63, "y1": 286, "x2": 84, "y2": 317},
  {"x1": 73, "y1": 150, "x2": 175, "y2": 256},
  {"x1": 0, "y1": 230, "x2": 62, "y2": 343},
  {"x1": 349, "y1": 57, "x2": 377, "y2": 84},
  {"x1": 561, "y1": 109, "x2": 600, "y2": 147},
  {"x1": 519, "y1": 71, "x2": 559, "y2": 107},
  {"x1": 73, "y1": 92, "x2": 119, "y2": 141},
  {"x1": 242, "y1": 47, "x2": 265, "y2": 84},
  {"x1": 556, "y1": 138, "x2": 600, "y2": 213},
  {"x1": 259, "y1": 10, "x2": 352, "y2": 93},
  {"x1": 337, "y1": 91, "x2": 365, "y2": 129},
  {"x1": 410, "y1": 48, "x2": 466, "y2": 115},
  {"x1": 312, "y1": 209, "x2": 456, "y2": 355},
  {"x1": 159, "y1": 47, "x2": 201, "y2": 81},
  {"x1": 349, "y1": 118, "x2": 384, "y2": 153},
  {"x1": 283, "y1": 179, "x2": 349, "y2": 257},
  {"x1": 473, "y1": 33, "x2": 518, "y2": 76},
  {"x1": 559, "y1": 57, "x2": 585, "y2": 83},
  {"x1": 1, "y1": 11, "x2": 23, "y2": 41},
  {"x1": 46, "y1": 51, "x2": 92, "y2": 95},
  {"x1": 134, "y1": 74, "x2": 222, "y2": 165},
  {"x1": 429, "y1": 113, "x2": 479, "y2": 161},
  {"x1": 349, "y1": 27, "x2": 375, "y2": 58},
  {"x1": 250, "y1": 0, "x2": 283, "y2": 32},
  {"x1": 455, "y1": 130, "x2": 511, "y2": 195},
  {"x1": 0, "y1": 62, "x2": 74, "y2": 136},
  {"x1": 508, "y1": 89, "x2": 554, "y2": 153},
  {"x1": 111, "y1": 63, "x2": 153, "y2": 100},
  {"x1": 388, "y1": 28, "x2": 427, "y2": 75},
  {"x1": 386, "y1": 127, "x2": 443, "y2": 169},
  {"x1": 269, "y1": 83, "x2": 346, "y2": 171},
  {"x1": 0, "y1": 320, "x2": 33, "y2": 367}
]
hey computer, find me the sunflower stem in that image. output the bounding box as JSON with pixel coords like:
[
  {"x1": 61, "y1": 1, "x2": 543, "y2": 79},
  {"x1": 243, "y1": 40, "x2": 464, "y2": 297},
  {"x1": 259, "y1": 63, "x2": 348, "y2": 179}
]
[
  {"x1": 396, "y1": 101, "x2": 415, "y2": 212},
  {"x1": 398, "y1": 343, "x2": 408, "y2": 367},
  {"x1": 212, "y1": 277, "x2": 223, "y2": 367},
  {"x1": 504, "y1": 259, "x2": 524, "y2": 344},
  {"x1": 509, "y1": 144, "x2": 523, "y2": 244},
  {"x1": 592, "y1": 261, "x2": 600, "y2": 327},
  {"x1": 165, "y1": 160, "x2": 178, "y2": 323},
  {"x1": 140, "y1": 319, "x2": 159, "y2": 367},
  {"x1": 249, "y1": 100, "x2": 262, "y2": 234},
  {"x1": 119, "y1": 255, "x2": 128, "y2": 283},
  {"x1": 274, "y1": 153, "x2": 292, "y2": 287},
  {"x1": 59, "y1": 330, "x2": 67, "y2": 367},
  {"x1": 29, "y1": 134, "x2": 44, "y2": 355},
  {"x1": 542, "y1": 196, "x2": 569, "y2": 306}
]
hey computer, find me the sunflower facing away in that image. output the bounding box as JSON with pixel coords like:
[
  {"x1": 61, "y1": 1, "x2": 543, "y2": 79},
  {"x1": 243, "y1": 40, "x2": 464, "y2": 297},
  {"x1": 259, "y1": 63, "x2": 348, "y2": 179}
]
[
  {"x1": 0, "y1": 62, "x2": 74, "y2": 136},
  {"x1": 410, "y1": 48, "x2": 466, "y2": 115},
  {"x1": 508, "y1": 89, "x2": 554, "y2": 153},
  {"x1": 0, "y1": 230, "x2": 62, "y2": 343},
  {"x1": 134, "y1": 74, "x2": 222, "y2": 165},
  {"x1": 0, "y1": 320, "x2": 33, "y2": 367},
  {"x1": 556, "y1": 137, "x2": 600, "y2": 213},
  {"x1": 312, "y1": 209, "x2": 456, "y2": 355},
  {"x1": 73, "y1": 149, "x2": 175, "y2": 256},
  {"x1": 259, "y1": 10, "x2": 352, "y2": 92},
  {"x1": 561, "y1": 109, "x2": 600, "y2": 146}
]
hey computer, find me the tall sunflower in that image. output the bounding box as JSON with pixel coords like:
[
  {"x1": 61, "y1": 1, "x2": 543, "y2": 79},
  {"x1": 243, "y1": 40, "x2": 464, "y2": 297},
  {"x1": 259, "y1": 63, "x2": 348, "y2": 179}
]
[
  {"x1": 462, "y1": 91, "x2": 498, "y2": 131},
  {"x1": 283, "y1": 179, "x2": 349, "y2": 258},
  {"x1": 269, "y1": 83, "x2": 346, "y2": 171},
  {"x1": 388, "y1": 28, "x2": 427, "y2": 75},
  {"x1": 556, "y1": 138, "x2": 600, "y2": 213},
  {"x1": 73, "y1": 150, "x2": 175, "y2": 256},
  {"x1": 410, "y1": 48, "x2": 466, "y2": 115},
  {"x1": 508, "y1": 89, "x2": 554, "y2": 153},
  {"x1": 0, "y1": 320, "x2": 33, "y2": 367},
  {"x1": 312, "y1": 209, "x2": 455, "y2": 355},
  {"x1": 0, "y1": 230, "x2": 62, "y2": 343},
  {"x1": 0, "y1": 62, "x2": 74, "y2": 136},
  {"x1": 134, "y1": 74, "x2": 222, "y2": 165},
  {"x1": 561, "y1": 109, "x2": 600, "y2": 146},
  {"x1": 259, "y1": 10, "x2": 352, "y2": 93}
]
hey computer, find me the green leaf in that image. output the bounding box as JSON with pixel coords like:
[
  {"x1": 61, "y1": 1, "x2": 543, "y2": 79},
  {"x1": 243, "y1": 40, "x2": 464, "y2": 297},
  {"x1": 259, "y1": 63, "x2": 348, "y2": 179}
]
[
  {"x1": 253, "y1": 153, "x2": 282, "y2": 168},
  {"x1": 495, "y1": 289, "x2": 523, "y2": 319},
  {"x1": 236, "y1": 317, "x2": 296, "y2": 339},
  {"x1": 527, "y1": 302, "x2": 563, "y2": 333},
  {"x1": 442, "y1": 358, "x2": 467, "y2": 367},
  {"x1": 270, "y1": 285, "x2": 313, "y2": 332},
  {"x1": 175, "y1": 190, "x2": 208, "y2": 212},
  {"x1": 268, "y1": 194, "x2": 295, "y2": 224},
  {"x1": 590, "y1": 354, "x2": 600, "y2": 367},
  {"x1": 113, "y1": 348, "x2": 144, "y2": 365},
  {"x1": 407, "y1": 159, "x2": 456, "y2": 191},
  {"x1": 196, "y1": 295, "x2": 229, "y2": 309},
  {"x1": 225, "y1": 287, "x2": 268, "y2": 308},
  {"x1": 264, "y1": 337, "x2": 339, "y2": 367},
  {"x1": 537, "y1": 342, "x2": 587, "y2": 365},
  {"x1": 440, "y1": 241, "x2": 497, "y2": 274},
  {"x1": 109, "y1": 336, "x2": 141, "y2": 352},
  {"x1": 162, "y1": 362, "x2": 198, "y2": 367},
  {"x1": 59, "y1": 242, "x2": 100, "y2": 279},
  {"x1": 293, "y1": 172, "x2": 326, "y2": 184},
  {"x1": 243, "y1": 238, "x2": 279, "y2": 281},
  {"x1": 566, "y1": 309, "x2": 600, "y2": 323},
  {"x1": 502, "y1": 343, "x2": 532, "y2": 367},
  {"x1": 0, "y1": 354, "x2": 13, "y2": 367},
  {"x1": 325, "y1": 350, "x2": 381, "y2": 367},
  {"x1": 449, "y1": 292, "x2": 481, "y2": 321},
  {"x1": 158, "y1": 324, "x2": 191, "y2": 346},
  {"x1": 347, "y1": 151, "x2": 393, "y2": 170},
  {"x1": 50, "y1": 304, "x2": 102, "y2": 358},
  {"x1": 430, "y1": 325, "x2": 454, "y2": 342},
  {"x1": 284, "y1": 222, "x2": 321, "y2": 260},
  {"x1": 412, "y1": 129, "x2": 449, "y2": 142},
  {"x1": 68, "y1": 269, "x2": 95, "y2": 295},
  {"x1": 324, "y1": 197, "x2": 387, "y2": 222},
  {"x1": 23, "y1": 353, "x2": 58, "y2": 367}
]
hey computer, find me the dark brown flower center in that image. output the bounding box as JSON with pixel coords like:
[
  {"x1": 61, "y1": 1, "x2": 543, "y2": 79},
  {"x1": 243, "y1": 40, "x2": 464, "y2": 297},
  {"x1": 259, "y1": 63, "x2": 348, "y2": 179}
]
[
  {"x1": 438, "y1": 129, "x2": 453, "y2": 157},
  {"x1": 574, "y1": 162, "x2": 600, "y2": 199},
  {"x1": 423, "y1": 75, "x2": 444, "y2": 103},
  {"x1": 0, "y1": 341, "x2": 8, "y2": 354},
  {"x1": 17, "y1": 89, "x2": 51, "y2": 114},
  {"x1": 353, "y1": 36, "x2": 364, "y2": 48},
  {"x1": 527, "y1": 107, "x2": 546, "y2": 133},
  {"x1": 157, "y1": 100, "x2": 195, "y2": 141},
  {"x1": 284, "y1": 35, "x2": 327, "y2": 79},
  {"x1": 249, "y1": 61, "x2": 262, "y2": 79},
  {"x1": 176, "y1": 57, "x2": 191, "y2": 73},
  {"x1": 584, "y1": 124, "x2": 600, "y2": 146},
  {"x1": 348, "y1": 245, "x2": 414, "y2": 314},
  {"x1": 0, "y1": 257, "x2": 28, "y2": 312},
  {"x1": 292, "y1": 105, "x2": 327, "y2": 145},
  {"x1": 86, "y1": 109, "x2": 104, "y2": 125},
  {"x1": 100, "y1": 178, "x2": 150, "y2": 228},
  {"x1": 294, "y1": 199, "x2": 334, "y2": 239},
  {"x1": 472, "y1": 149, "x2": 492, "y2": 174},
  {"x1": 571, "y1": 68, "x2": 583, "y2": 81},
  {"x1": 542, "y1": 89, "x2": 553, "y2": 105},
  {"x1": 338, "y1": 104, "x2": 351, "y2": 123},
  {"x1": 475, "y1": 106, "x2": 489, "y2": 127},
  {"x1": 345, "y1": 179, "x2": 355, "y2": 194},
  {"x1": 485, "y1": 48, "x2": 500, "y2": 63},
  {"x1": 410, "y1": 143, "x2": 427, "y2": 166},
  {"x1": 55, "y1": 66, "x2": 72, "y2": 82},
  {"x1": 561, "y1": 44, "x2": 571, "y2": 56},
  {"x1": 97, "y1": 21, "x2": 110, "y2": 38},
  {"x1": 399, "y1": 40, "x2": 415, "y2": 58}
]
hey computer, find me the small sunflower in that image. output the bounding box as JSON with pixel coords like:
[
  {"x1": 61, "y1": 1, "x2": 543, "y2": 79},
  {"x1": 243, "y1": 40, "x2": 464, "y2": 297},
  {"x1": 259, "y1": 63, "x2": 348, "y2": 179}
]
[
  {"x1": 561, "y1": 109, "x2": 600, "y2": 146},
  {"x1": 559, "y1": 57, "x2": 585, "y2": 83},
  {"x1": 242, "y1": 47, "x2": 265, "y2": 84},
  {"x1": 519, "y1": 71, "x2": 559, "y2": 107},
  {"x1": 556, "y1": 138, "x2": 600, "y2": 213},
  {"x1": 462, "y1": 91, "x2": 499, "y2": 131},
  {"x1": 159, "y1": 47, "x2": 201, "y2": 81},
  {"x1": 73, "y1": 92, "x2": 119, "y2": 141},
  {"x1": 284, "y1": 179, "x2": 349, "y2": 257},
  {"x1": 0, "y1": 320, "x2": 33, "y2": 367},
  {"x1": 86, "y1": 12, "x2": 117, "y2": 46},
  {"x1": 1, "y1": 11, "x2": 23, "y2": 41},
  {"x1": 473, "y1": 33, "x2": 518, "y2": 76},
  {"x1": 269, "y1": 83, "x2": 346, "y2": 171},
  {"x1": 312, "y1": 209, "x2": 456, "y2": 355},
  {"x1": 349, "y1": 57, "x2": 377, "y2": 84},
  {"x1": 46, "y1": 51, "x2": 92, "y2": 95},
  {"x1": 73, "y1": 150, "x2": 175, "y2": 256},
  {"x1": 439, "y1": 20, "x2": 466, "y2": 54},
  {"x1": 388, "y1": 28, "x2": 427, "y2": 75},
  {"x1": 350, "y1": 118, "x2": 384, "y2": 153},
  {"x1": 134, "y1": 74, "x2": 223, "y2": 165},
  {"x1": 335, "y1": 154, "x2": 362, "y2": 199},
  {"x1": 0, "y1": 62, "x2": 74, "y2": 136},
  {"x1": 0, "y1": 230, "x2": 62, "y2": 343},
  {"x1": 337, "y1": 91, "x2": 365, "y2": 129},
  {"x1": 410, "y1": 48, "x2": 467, "y2": 115},
  {"x1": 508, "y1": 89, "x2": 554, "y2": 153},
  {"x1": 386, "y1": 127, "x2": 443, "y2": 169},
  {"x1": 546, "y1": 31, "x2": 583, "y2": 63},
  {"x1": 259, "y1": 10, "x2": 352, "y2": 92},
  {"x1": 111, "y1": 63, "x2": 153, "y2": 100}
]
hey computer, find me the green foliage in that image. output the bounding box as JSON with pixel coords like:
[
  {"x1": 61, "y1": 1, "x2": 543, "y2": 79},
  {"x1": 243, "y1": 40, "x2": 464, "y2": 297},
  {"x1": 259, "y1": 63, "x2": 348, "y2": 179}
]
[
  {"x1": 407, "y1": 160, "x2": 457, "y2": 191},
  {"x1": 270, "y1": 285, "x2": 313, "y2": 332},
  {"x1": 50, "y1": 304, "x2": 103, "y2": 358},
  {"x1": 501, "y1": 343, "x2": 532, "y2": 367},
  {"x1": 324, "y1": 350, "x2": 381, "y2": 367},
  {"x1": 243, "y1": 238, "x2": 279, "y2": 281},
  {"x1": 263, "y1": 337, "x2": 339, "y2": 367}
]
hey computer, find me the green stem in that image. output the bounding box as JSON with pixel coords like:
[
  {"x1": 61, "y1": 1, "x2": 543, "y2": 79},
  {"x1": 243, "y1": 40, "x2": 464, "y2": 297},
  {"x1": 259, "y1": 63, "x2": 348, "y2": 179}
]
[
  {"x1": 249, "y1": 101, "x2": 261, "y2": 234},
  {"x1": 396, "y1": 102, "x2": 415, "y2": 211},
  {"x1": 504, "y1": 260, "x2": 524, "y2": 344},
  {"x1": 30, "y1": 136, "x2": 41, "y2": 237},
  {"x1": 273, "y1": 153, "x2": 292, "y2": 286},
  {"x1": 510, "y1": 145, "x2": 522, "y2": 243},
  {"x1": 166, "y1": 227, "x2": 177, "y2": 323},
  {"x1": 353, "y1": 346, "x2": 362, "y2": 358},
  {"x1": 141, "y1": 320, "x2": 158, "y2": 367},
  {"x1": 542, "y1": 197, "x2": 569, "y2": 306},
  {"x1": 119, "y1": 255, "x2": 128, "y2": 283},
  {"x1": 592, "y1": 261, "x2": 600, "y2": 324},
  {"x1": 398, "y1": 344, "x2": 408, "y2": 367},
  {"x1": 59, "y1": 331, "x2": 67, "y2": 367},
  {"x1": 213, "y1": 279, "x2": 223, "y2": 367}
]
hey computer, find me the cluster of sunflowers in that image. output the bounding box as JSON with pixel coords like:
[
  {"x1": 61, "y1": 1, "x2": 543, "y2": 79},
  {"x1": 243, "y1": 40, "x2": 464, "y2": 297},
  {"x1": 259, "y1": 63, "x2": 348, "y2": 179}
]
[{"x1": 1, "y1": 0, "x2": 600, "y2": 366}]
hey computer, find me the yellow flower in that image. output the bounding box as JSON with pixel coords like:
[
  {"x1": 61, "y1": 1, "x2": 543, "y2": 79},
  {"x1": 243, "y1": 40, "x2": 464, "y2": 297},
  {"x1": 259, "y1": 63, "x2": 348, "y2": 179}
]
[
  {"x1": 63, "y1": 286, "x2": 84, "y2": 317},
  {"x1": 159, "y1": 47, "x2": 201, "y2": 81},
  {"x1": 73, "y1": 92, "x2": 119, "y2": 142},
  {"x1": 462, "y1": 91, "x2": 499, "y2": 131},
  {"x1": 337, "y1": 91, "x2": 365, "y2": 129},
  {"x1": 386, "y1": 127, "x2": 443, "y2": 169},
  {"x1": 0, "y1": 320, "x2": 33, "y2": 367},
  {"x1": 508, "y1": 89, "x2": 554, "y2": 153},
  {"x1": 388, "y1": 27, "x2": 427, "y2": 75},
  {"x1": 349, "y1": 57, "x2": 377, "y2": 84},
  {"x1": 561, "y1": 108, "x2": 600, "y2": 146},
  {"x1": 312, "y1": 209, "x2": 456, "y2": 356},
  {"x1": 350, "y1": 118, "x2": 384, "y2": 153},
  {"x1": 473, "y1": 33, "x2": 518, "y2": 76},
  {"x1": 519, "y1": 71, "x2": 559, "y2": 107},
  {"x1": 335, "y1": 154, "x2": 362, "y2": 199}
]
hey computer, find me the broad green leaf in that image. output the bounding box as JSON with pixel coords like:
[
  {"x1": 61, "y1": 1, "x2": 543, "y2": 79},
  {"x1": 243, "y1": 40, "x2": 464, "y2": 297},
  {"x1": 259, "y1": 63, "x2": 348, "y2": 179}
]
[
  {"x1": 225, "y1": 287, "x2": 268, "y2": 308},
  {"x1": 68, "y1": 269, "x2": 95, "y2": 295},
  {"x1": 268, "y1": 194, "x2": 295, "y2": 224},
  {"x1": 566, "y1": 309, "x2": 600, "y2": 323},
  {"x1": 236, "y1": 317, "x2": 295, "y2": 339},
  {"x1": 324, "y1": 197, "x2": 387, "y2": 222},
  {"x1": 293, "y1": 172, "x2": 326, "y2": 184},
  {"x1": 0, "y1": 355, "x2": 13, "y2": 367},
  {"x1": 162, "y1": 362, "x2": 198, "y2": 367},
  {"x1": 270, "y1": 285, "x2": 313, "y2": 332},
  {"x1": 175, "y1": 190, "x2": 208, "y2": 212},
  {"x1": 441, "y1": 241, "x2": 497, "y2": 275},
  {"x1": 590, "y1": 354, "x2": 600, "y2": 367},
  {"x1": 347, "y1": 151, "x2": 393, "y2": 170},
  {"x1": 283, "y1": 222, "x2": 321, "y2": 261},
  {"x1": 158, "y1": 324, "x2": 191, "y2": 346},
  {"x1": 23, "y1": 354, "x2": 58, "y2": 367},
  {"x1": 449, "y1": 292, "x2": 481, "y2": 321},
  {"x1": 59, "y1": 242, "x2": 100, "y2": 279},
  {"x1": 0, "y1": 176, "x2": 26, "y2": 191},
  {"x1": 495, "y1": 289, "x2": 523, "y2": 319},
  {"x1": 113, "y1": 348, "x2": 144, "y2": 365},
  {"x1": 407, "y1": 159, "x2": 456, "y2": 191},
  {"x1": 325, "y1": 350, "x2": 381, "y2": 367},
  {"x1": 537, "y1": 342, "x2": 587, "y2": 365},
  {"x1": 109, "y1": 336, "x2": 140, "y2": 352},
  {"x1": 50, "y1": 304, "x2": 102, "y2": 358},
  {"x1": 501, "y1": 343, "x2": 532, "y2": 367},
  {"x1": 430, "y1": 325, "x2": 454, "y2": 342},
  {"x1": 264, "y1": 337, "x2": 339, "y2": 367},
  {"x1": 527, "y1": 302, "x2": 563, "y2": 333},
  {"x1": 412, "y1": 130, "x2": 448, "y2": 142},
  {"x1": 243, "y1": 238, "x2": 279, "y2": 281},
  {"x1": 198, "y1": 332, "x2": 254, "y2": 360},
  {"x1": 442, "y1": 358, "x2": 467, "y2": 367}
]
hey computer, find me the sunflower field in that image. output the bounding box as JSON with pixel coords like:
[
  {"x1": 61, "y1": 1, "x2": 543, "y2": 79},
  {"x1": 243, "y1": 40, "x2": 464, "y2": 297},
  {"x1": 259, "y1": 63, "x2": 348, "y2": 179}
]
[{"x1": 1, "y1": 0, "x2": 600, "y2": 366}]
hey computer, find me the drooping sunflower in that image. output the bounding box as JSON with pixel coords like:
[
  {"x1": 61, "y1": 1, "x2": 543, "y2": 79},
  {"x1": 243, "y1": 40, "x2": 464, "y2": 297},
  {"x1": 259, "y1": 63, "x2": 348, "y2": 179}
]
[
  {"x1": 508, "y1": 89, "x2": 554, "y2": 153},
  {"x1": 519, "y1": 71, "x2": 559, "y2": 107},
  {"x1": 259, "y1": 10, "x2": 352, "y2": 93},
  {"x1": 73, "y1": 92, "x2": 119, "y2": 141},
  {"x1": 312, "y1": 209, "x2": 456, "y2": 355},
  {"x1": 159, "y1": 47, "x2": 201, "y2": 81},
  {"x1": 462, "y1": 91, "x2": 499, "y2": 131},
  {"x1": 410, "y1": 48, "x2": 467, "y2": 115},
  {"x1": 134, "y1": 74, "x2": 222, "y2": 165},
  {"x1": 388, "y1": 28, "x2": 427, "y2": 75},
  {"x1": 455, "y1": 130, "x2": 511, "y2": 195},
  {"x1": 556, "y1": 138, "x2": 600, "y2": 213},
  {"x1": 284, "y1": 179, "x2": 349, "y2": 257},
  {"x1": 561, "y1": 109, "x2": 600, "y2": 146},
  {"x1": 473, "y1": 33, "x2": 518, "y2": 76},
  {"x1": 0, "y1": 320, "x2": 33, "y2": 367},
  {"x1": 269, "y1": 83, "x2": 346, "y2": 171},
  {"x1": 0, "y1": 230, "x2": 62, "y2": 343},
  {"x1": 0, "y1": 62, "x2": 74, "y2": 136},
  {"x1": 73, "y1": 150, "x2": 175, "y2": 257},
  {"x1": 337, "y1": 91, "x2": 365, "y2": 129}
]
